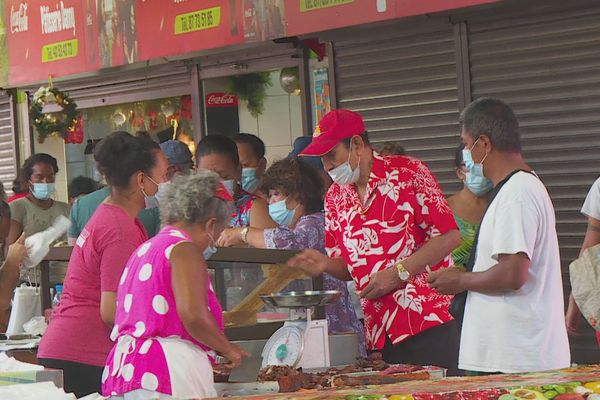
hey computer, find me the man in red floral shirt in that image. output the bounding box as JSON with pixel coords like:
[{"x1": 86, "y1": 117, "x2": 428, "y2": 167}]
[{"x1": 289, "y1": 109, "x2": 461, "y2": 373}]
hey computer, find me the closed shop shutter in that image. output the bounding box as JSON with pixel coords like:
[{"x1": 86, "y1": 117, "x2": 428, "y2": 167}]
[
  {"x1": 467, "y1": 6, "x2": 600, "y2": 361},
  {"x1": 23, "y1": 62, "x2": 192, "y2": 109},
  {"x1": 0, "y1": 93, "x2": 16, "y2": 195},
  {"x1": 332, "y1": 19, "x2": 462, "y2": 192}
]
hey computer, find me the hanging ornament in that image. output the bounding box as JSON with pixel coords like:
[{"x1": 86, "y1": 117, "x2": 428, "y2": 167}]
[
  {"x1": 112, "y1": 111, "x2": 127, "y2": 127},
  {"x1": 280, "y1": 67, "x2": 301, "y2": 95},
  {"x1": 30, "y1": 85, "x2": 79, "y2": 142},
  {"x1": 160, "y1": 100, "x2": 175, "y2": 117}
]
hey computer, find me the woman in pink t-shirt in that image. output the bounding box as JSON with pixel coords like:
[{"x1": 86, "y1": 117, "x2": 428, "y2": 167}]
[
  {"x1": 103, "y1": 171, "x2": 248, "y2": 399},
  {"x1": 38, "y1": 132, "x2": 169, "y2": 398}
]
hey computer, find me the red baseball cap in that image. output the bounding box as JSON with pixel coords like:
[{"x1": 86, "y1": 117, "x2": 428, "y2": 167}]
[{"x1": 299, "y1": 109, "x2": 366, "y2": 156}]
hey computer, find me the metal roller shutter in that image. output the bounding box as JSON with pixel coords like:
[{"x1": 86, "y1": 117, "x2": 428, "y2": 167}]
[
  {"x1": 332, "y1": 18, "x2": 461, "y2": 192},
  {"x1": 23, "y1": 62, "x2": 192, "y2": 109},
  {"x1": 0, "y1": 93, "x2": 17, "y2": 195},
  {"x1": 467, "y1": 6, "x2": 600, "y2": 362}
]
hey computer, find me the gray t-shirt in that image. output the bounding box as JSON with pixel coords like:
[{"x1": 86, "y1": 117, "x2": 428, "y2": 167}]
[
  {"x1": 9, "y1": 197, "x2": 70, "y2": 283},
  {"x1": 9, "y1": 197, "x2": 69, "y2": 237}
]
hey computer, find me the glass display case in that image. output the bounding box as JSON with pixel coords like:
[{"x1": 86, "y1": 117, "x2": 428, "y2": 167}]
[{"x1": 40, "y1": 246, "x2": 323, "y2": 341}]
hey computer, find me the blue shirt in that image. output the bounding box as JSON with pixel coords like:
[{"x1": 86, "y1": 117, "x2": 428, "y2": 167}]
[{"x1": 68, "y1": 187, "x2": 160, "y2": 239}]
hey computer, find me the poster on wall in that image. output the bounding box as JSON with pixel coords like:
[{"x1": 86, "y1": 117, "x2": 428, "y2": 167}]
[
  {"x1": 95, "y1": 0, "x2": 138, "y2": 68},
  {"x1": 312, "y1": 67, "x2": 331, "y2": 129},
  {"x1": 242, "y1": 0, "x2": 285, "y2": 43}
]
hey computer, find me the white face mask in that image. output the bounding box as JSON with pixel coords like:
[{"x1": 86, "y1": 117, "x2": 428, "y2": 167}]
[
  {"x1": 155, "y1": 182, "x2": 170, "y2": 204},
  {"x1": 328, "y1": 141, "x2": 360, "y2": 186}
]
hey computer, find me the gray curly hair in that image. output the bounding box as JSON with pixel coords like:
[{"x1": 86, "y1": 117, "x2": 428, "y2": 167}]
[{"x1": 160, "y1": 170, "x2": 232, "y2": 226}]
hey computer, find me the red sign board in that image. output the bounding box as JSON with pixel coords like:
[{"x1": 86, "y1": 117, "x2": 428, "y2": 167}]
[
  {"x1": 3, "y1": 0, "x2": 500, "y2": 86},
  {"x1": 135, "y1": 0, "x2": 244, "y2": 62},
  {"x1": 6, "y1": 0, "x2": 90, "y2": 85},
  {"x1": 205, "y1": 92, "x2": 238, "y2": 108}
]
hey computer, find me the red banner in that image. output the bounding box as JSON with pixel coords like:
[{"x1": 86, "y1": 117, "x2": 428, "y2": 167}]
[
  {"x1": 3, "y1": 0, "x2": 500, "y2": 86},
  {"x1": 7, "y1": 0, "x2": 89, "y2": 85},
  {"x1": 136, "y1": 0, "x2": 243, "y2": 62}
]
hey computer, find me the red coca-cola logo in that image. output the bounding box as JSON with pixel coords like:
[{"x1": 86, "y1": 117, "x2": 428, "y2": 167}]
[{"x1": 205, "y1": 93, "x2": 239, "y2": 107}]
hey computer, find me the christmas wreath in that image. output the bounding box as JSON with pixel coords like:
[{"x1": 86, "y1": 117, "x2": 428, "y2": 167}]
[{"x1": 30, "y1": 86, "x2": 79, "y2": 142}]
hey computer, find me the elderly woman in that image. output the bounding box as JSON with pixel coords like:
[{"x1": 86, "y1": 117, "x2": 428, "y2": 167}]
[
  {"x1": 103, "y1": 171, "x2": 248, "y2": 400},
  {"x1": 218, "y1": 157, "x2": 366, "y2": 356}
]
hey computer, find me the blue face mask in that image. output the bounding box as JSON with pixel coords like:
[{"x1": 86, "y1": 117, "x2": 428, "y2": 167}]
[
  {"x1": 142, "y1": 175, "x2": 160, "y2": 210},
  {"x1": 223, "y1": 179, "x2": 236, "y2": 197},
  {"x1": 31, "y1": 182, "x2": 55, "y2": 200},
  {"x1": 465, "y1": 172, "x2": 493, "y2": 196},
  {"x1": 268, "y1": 198, "x2": 296, "y2": 227},
  {"x1": 203, "y1": 230, "x2": 217, "y2": 260},
  {"x1": 241, "y1": 168, "x2": 260, "y2": 193},
  {"x1": 462, "y1": 138, "x2": 488, "y2": 179}
]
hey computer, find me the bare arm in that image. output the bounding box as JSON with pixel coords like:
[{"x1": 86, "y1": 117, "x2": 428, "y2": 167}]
[
  {"x1": 100, "y1": 291, "x2": 117, "y2": 326},
  {"x1": 5, "y1": 220, "x2": 23, "y2": 256},
  {"x1": 0, "y1": 234, "x2": 27, "y2": 330},
  {"x1": 249, "y1": 198, "x2": 277, "y2": 229},
  {"x1": 287, "y1": 250, "x2": 352, "y2": 281},
  {"x1": 428, "y1": 252, "x2": 530, "y2": 295},
  {"x1": 361, "y1": 229, "x2": 461, "y2": 300},
  {"x1": 461, "y1": 253, "x2": 530, "y2": 292},
  {"x1": 171, "y1": 242, "x2": 242, "y2": 360},
  {"x1": 403, "y1": 229, "x2": 461, "y2": 275}
]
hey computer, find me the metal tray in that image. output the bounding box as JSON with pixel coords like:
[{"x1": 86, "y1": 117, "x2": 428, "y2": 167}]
[{"x1": 260, "y1": 290, "x2": 341, "y2": 308}]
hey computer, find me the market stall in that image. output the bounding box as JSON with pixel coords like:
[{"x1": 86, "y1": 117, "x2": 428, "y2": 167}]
[{"x1": 210, "y1": 365, "x2": 600, "y2": 400}]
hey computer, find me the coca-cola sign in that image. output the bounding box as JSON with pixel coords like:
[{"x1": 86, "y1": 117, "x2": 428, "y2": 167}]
[{"x1": 205, "y1": 92, "x2": 238, "y2": 107}]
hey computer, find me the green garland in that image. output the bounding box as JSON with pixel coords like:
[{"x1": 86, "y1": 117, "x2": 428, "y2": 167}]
[
  {"x1": 30, "y1": 86, "x2": 79, "y2": 142},
  {"x1": 226, "y1": 72, "x2": 272, "y2": 118}
]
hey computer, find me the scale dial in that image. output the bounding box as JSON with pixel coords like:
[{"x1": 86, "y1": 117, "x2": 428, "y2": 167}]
[{"x1": 262, "y1": 325, "x2": 304, "y2": 367}]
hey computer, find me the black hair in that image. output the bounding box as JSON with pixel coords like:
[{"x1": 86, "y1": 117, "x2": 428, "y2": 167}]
[
  {"x1": 68, "y1": 176, "x2": 99, "y2": 199},
  {"x1": 459, "y1": 97, "x2": 521, "y2": 152},
  {"x1": 21, "y1": 153, "x2": 59, "y2": 182},
  {"x1": 260, "y1": 157, "x2": 324, "y2": 215},
  {"x1": 341, "y1": 132, "x2": 370, "y2": 147},
  {"x1": 195, "y1": 134, "x2": 240, "y2": 167},
  {"x1": 94, "y1": 131, "x2": 160, "y2": 189},
  {"x1": 454, "y1": 143, "x2": 466, "y2": 168},
  {"x1": 11, "y1": 177, "x2": 26, "y2": 194},
  {"x1": 233, "y1": 133, "x2": 266, "y2": 160}
]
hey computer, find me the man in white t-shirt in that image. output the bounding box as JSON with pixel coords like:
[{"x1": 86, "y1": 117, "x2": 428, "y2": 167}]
[
  {"x1": 428, "y1": 98, "x2": 570, "y2": 373},
  {"x1": 565, "y1": 177, "x2": 600, "y2": 344}
]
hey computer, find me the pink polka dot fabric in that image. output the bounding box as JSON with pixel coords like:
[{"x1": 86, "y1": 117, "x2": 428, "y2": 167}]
[{"x1": 102, "y1": 226, "x2": 224, "y2": 397}]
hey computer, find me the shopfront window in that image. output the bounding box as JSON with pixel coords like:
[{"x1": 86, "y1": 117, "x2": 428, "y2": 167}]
[{"x1": 64, "y1": 95, "x2": 194, "y2": 183}]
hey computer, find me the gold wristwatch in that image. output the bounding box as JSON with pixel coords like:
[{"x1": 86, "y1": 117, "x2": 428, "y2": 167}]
[
  {"x1": 395, "y1": 262, "x2": 411, "y2": 281},
  {"x1": 241, "y1": 227, "x2": 249, "y2": 243}
]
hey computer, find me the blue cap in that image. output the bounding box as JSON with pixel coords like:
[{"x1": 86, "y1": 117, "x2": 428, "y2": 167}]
[
  {"x1": 160, "y1": 140, "x2": 193, "y2": 168},
  {"x1": 288, "y1": 136, "x2": 323, "y2": 171}
]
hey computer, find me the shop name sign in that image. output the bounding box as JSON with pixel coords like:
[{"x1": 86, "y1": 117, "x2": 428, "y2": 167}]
[
  {"x1": 174, "y1": 6, "x2": 221, "y2": 34},
  {"x1": 10, "y1": 3, "x2": 29, "y2": 33},
  {"x1": 40, "y1": 2, "x2": 77, "y2": 35},
  {"x1": 300, "y1": 0, "x2": 354, "y2": 12},
  {"x1": 206, "y1": 93, "x2": 238, "y2": 107}
]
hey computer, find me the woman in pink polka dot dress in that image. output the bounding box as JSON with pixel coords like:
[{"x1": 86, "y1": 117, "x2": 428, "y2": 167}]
[{"x1": 103, "y1": 172, "x2": 249, "y2": 400}]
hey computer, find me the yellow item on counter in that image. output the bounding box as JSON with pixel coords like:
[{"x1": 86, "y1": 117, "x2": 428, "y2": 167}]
[
  {"x1": 584, "y1": 382, "x2": 600, "y2": 393},
  {"x1": 388, "y1": 395, "x2": 414, "y2": 400}
]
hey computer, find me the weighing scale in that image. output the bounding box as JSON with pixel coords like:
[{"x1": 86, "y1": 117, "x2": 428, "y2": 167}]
[{"x1": 260, "y1": 290, "x2": 341, "y2": 370}]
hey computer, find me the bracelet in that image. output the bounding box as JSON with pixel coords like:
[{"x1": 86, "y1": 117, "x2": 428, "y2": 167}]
[{"x1": 241, "y1": 227, "x2": 249, "y2": 244}]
